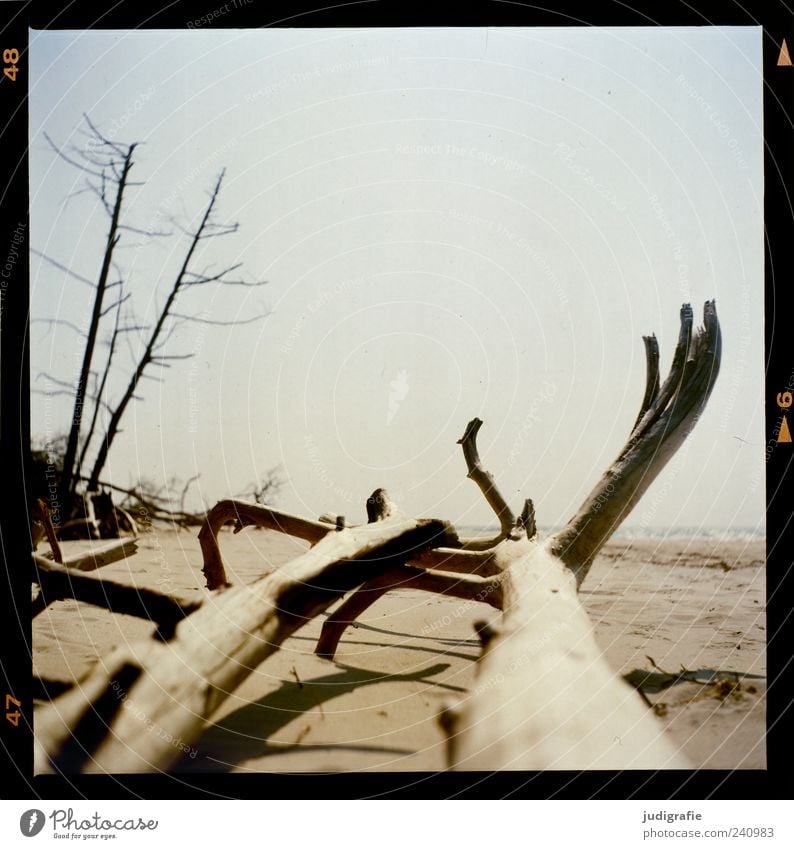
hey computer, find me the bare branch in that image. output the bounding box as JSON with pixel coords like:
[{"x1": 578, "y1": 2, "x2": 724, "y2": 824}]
[
  {"x1": 550, "y1": 301, "x2": 721, "y2": 586},
  {"x1": 183, "y1": 262, "x2": 243, "y2": 285},
  {"x1": 117, "y1": 224, "x2": 173, "y2": 238},
  {"x1": 198, "y1": 499, "x2": 333, "y2": 589},
  {"x1": 632, "y1": 334, "x2": 661, "y2": 432},
  {"x1": 81, "y1": 113, "x2": 132, "y2": 159},
  {"x1": 100, "y1": 292, "x2": 131, "y2": 317},
  {"x1": 43, "y1": 132, "x2": 105, "y2": 178},
  {"x1": 457, "y1": 418, "x2": 515, "y2": 544},
  {"x1": 31, "y1": 249, "x2": 96, "y2": 288},
  {"x1": 316, "y1": 565, "x2": 502, "y2": 660},
  {"x1": 31, "y1": 318, "x2": 86, "y2": 336},
  {"x1": 168, "y1": 310, "x2": 270, "y2": 327}
]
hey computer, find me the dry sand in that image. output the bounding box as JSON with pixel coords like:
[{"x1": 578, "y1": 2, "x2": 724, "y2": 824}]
[{"x1": 33, "y1": 526, "x2": 766, "y2": 773}]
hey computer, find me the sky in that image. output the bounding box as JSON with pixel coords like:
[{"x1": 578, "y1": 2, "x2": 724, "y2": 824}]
[{"x1": 28, "y1": 26, "x2": 764, "y2": 532}]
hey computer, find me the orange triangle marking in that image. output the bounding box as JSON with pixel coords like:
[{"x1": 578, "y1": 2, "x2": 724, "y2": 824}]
[
  {"x1": 778, "y1": 415, "x2": 792, "y2": 443},
  {"x1": 778, "y1": 39, "x2": 792, "y2": 66}
]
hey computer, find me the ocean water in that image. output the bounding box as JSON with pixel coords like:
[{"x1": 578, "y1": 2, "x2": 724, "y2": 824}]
[{"x1": 457, "y1": 525, "x2": 765, "y2": 543}]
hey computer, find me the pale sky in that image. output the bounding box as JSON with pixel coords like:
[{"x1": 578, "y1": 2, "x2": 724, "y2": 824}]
[{"x1": 29, "y1": 26, "x2": 764, "y2": 532}]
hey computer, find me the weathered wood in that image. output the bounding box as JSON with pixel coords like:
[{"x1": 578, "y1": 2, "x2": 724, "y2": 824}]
[
  {"x1": 198, "y1": 499, "x2": 332, "y2": 589},
  {"x1": 35, "y1": 515, "x2": 450, "y2": 773},
  {"x1": 440, "y1": 302, "x2": 720, "y2": 769},
  {"x1": 550, "y1": 301, "x2": 721, "y2": 586},
  {"x1": 30, "y1": 498, "x2": 63, "y2": 564},
  {"x1": 443, "y1": 535, "x2": 690, "y2": 769},
  {"x1": 457, "y1": 418, "x2": 515, "y2": 549},
  {"x1": 316, "y1": 565, "x2": 502, "y2": 660},
  {"x1": 32, "y1": 553, "x2": 201, "y2": 627},
  {"x1": 57, "y1": 538, "x2": 139, "y2": 572}
]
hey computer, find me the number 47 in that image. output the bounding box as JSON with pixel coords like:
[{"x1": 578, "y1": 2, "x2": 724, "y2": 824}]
[{"x1": 5, "y1": 694, "x2": 21, "y2": 727}]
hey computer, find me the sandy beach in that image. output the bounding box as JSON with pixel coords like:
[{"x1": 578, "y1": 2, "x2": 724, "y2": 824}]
[{"x1": 33, "y1": 525, "x2": 766, "y2": 773}]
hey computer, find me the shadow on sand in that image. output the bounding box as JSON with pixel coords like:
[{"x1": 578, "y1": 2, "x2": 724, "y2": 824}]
[{"x1": 173, "y1": 661, "x2": 464, "y2": 773}]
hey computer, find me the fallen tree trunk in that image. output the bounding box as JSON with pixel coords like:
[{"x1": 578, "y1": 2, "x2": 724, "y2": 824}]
[
  {"x1": 439, "y1": 301, "x2": 720, "y2": 769},
  {"x1": 35, "y1": 515, "x2": 450, "y2": 773},
  {"x1": 441, "y1": 536, "x2": 690, "y2": 769}
]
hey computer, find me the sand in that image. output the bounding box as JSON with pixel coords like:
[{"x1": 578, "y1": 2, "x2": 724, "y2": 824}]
[{"x1": 32, "y1": 526, "x2": 766, "y2": 773}]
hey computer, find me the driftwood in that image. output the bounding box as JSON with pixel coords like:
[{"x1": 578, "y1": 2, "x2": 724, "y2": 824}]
[
  {"x1": 32, "y1": 552, "x2": 197, "y2": 628},
  {"x1": 34, "y1": 301, "x2": 721, "y2": 773},
  {"x1": 442, "y1": 301, "x2": 720, "y2": 769},
  {"x1": 35, "y1": 515, "x2": 451, "y2": 772}
]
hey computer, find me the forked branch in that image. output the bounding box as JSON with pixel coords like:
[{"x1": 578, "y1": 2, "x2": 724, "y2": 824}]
[
  {"x1": 457, "y1": 418, "x2": 515, "y2": 547},
  {"x1": 550, "y1": 301, "x2": 721, "y2": 586}
]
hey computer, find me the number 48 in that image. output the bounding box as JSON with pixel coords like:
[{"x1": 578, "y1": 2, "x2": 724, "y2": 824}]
[{"x1": 3, "y1": 48, "x2": 19, "y2": 82}]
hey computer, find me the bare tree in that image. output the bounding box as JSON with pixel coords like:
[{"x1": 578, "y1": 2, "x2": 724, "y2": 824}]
[
  {"x1": 34, "y1": 117, "x2": 277, "y2": 531},
  {"x1": 85, "y1": 169, "x2": 268, "y2": 493},
  {"x1": 47, "y1": 119, "x2": 140, "y2": 509}
]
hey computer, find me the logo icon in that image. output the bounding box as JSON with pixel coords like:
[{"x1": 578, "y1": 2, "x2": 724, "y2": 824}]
[{"x1": 20, "y1": 810, "x2": 46, "y2": 837}]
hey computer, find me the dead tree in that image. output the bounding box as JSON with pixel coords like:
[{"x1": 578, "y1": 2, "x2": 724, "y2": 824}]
[
  {"x1": 45, "y1": 119, "x2": 140, "y2": 509},
  {"x1": 86, "y1": 169, "x2": 268, "y2": 492},
  {"x1": 34, "y1": 302, "x2": 720, "y2": 773}
]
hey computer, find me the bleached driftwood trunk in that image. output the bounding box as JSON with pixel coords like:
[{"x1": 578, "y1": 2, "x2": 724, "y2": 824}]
[
  {"x1": 33, "y1": 301, "x2": 720, "y2": 773},
  {"x1": 35, "y1": 515, "x2": 451, "y2": 772},
  {"x1": 441, "y1": 301, "x2": 720, "y2": 769}
]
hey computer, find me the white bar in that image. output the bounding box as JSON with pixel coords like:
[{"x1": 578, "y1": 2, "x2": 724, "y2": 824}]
[{"x1": 0, "y1": 799, "x2": 790, "y2": 848}]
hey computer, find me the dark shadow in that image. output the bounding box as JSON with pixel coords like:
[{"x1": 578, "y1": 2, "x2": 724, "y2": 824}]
[
  {"x1": 288, "y1": 632, "x2": 481, "y2": 663},
  {"x1": 173, "y1": 661, "x2": 462, "y2": 773},
  {"x1": 338, "y1": 619, "x2": 482, "y2": 647},
  {"x1": 31, "y1": 677, "x2": 74, "y2": 700}
]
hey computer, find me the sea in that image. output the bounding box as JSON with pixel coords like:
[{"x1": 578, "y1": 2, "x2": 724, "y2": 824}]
[{"x1": 457, "y1": 525, "x2": 765, "y2": 543}]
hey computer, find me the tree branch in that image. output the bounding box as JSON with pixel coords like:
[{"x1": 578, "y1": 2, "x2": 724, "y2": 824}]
[{"x1": 457, "y1": 418, "x2": 515, "y2": 545}]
